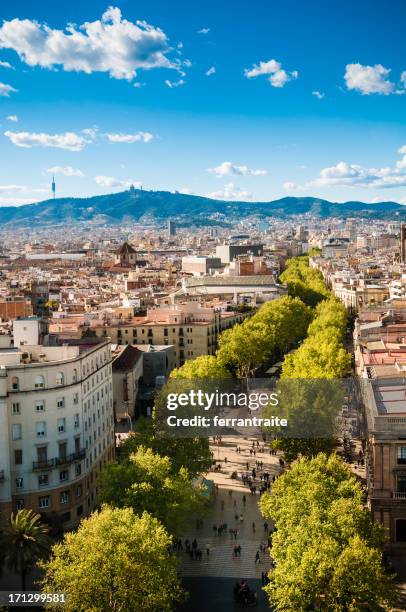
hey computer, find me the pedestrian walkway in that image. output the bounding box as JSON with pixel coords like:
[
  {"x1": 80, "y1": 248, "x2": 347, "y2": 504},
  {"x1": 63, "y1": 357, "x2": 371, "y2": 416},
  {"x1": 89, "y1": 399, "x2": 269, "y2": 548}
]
[{"x1": 179, "y1": 434, "x2": 281, "y2": 579}]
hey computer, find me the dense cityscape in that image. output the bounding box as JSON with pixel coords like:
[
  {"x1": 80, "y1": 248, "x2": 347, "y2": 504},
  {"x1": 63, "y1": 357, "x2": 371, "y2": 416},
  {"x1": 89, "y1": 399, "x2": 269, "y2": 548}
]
[
  {"x1": 1, "y1": 0, "x2": 405, "y2": 609},
  {"x1": 0, "y1": 211, "x2": 405, "y2": 609}
]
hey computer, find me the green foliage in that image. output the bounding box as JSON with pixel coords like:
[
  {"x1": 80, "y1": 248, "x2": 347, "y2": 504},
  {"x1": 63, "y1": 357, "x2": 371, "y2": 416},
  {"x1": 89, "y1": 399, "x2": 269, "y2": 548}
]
[
  {"x1": 280, "y1": 256, "x2": 329, "y2": 307},
  {"x1": 260, "y1": 454, "x2": 396, "y2": 611},
  {"x1": 0, "y1": 509, "x2": 51, "y2": 591},
  {"x1": 307, "y1": 297, "x2": 348, "y2": 343},
  {"x1": 281, "y1": 332, "x2": 351, "y2": 379},
  {"x1": 39, "y1": 506, "x2": 183, "y2": 612},
  {"x1": 170, "y1": 355, "x2": 231, "y2": 379},
  {"x1": 98, "y1": 446, "x2": 205, "y2": 534},
  {"x1": 216, "y1": 296, "x2": 312, "y2": 377},
  {"x1": 119, "y1": 417, "x2": 212, "y2": 477}
]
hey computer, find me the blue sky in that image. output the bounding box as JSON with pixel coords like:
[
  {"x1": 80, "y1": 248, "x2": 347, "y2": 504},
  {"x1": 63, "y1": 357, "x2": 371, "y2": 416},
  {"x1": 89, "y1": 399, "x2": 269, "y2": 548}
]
[{"x1": 0, "y1": 0, "x2": 405, "y2": 206}]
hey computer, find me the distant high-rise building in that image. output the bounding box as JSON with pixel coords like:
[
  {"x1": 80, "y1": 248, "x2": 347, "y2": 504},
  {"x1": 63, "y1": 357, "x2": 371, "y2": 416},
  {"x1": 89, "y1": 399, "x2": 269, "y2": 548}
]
[
  {"x1": 346, "y1": 218, "x2": 357, "y2": 242},
  {"x1": 400, "y1": 223, "x2": 406, "y2": 263},
  {"x1": 168, "y1": 220, "x2": 176, "y2": 237},
  {"x1": 51, "y1": 176, "x2": 56, "y2": 200}
]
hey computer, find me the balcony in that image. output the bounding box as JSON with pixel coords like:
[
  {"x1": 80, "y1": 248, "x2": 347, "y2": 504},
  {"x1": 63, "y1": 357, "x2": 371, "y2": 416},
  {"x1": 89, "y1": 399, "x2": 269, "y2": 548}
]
[
  {"x1": 55, "y1": 449, "x2": 86, "y2": 466},
  {"x1": 33, "y1": 459, "x2": 55, "y2": 471},
  {"x1": 393, "y1": 492, "x2": 406, "y2": 500},
  {"x1": 0, "y1": 470, "x2": 5, "y2": 482}
]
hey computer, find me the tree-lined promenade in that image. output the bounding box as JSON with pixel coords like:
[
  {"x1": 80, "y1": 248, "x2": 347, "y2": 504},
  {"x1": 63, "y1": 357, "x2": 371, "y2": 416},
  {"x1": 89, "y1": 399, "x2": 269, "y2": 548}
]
[{"x1": 0, "y1": 256, "x2": 396, "y2": 611}]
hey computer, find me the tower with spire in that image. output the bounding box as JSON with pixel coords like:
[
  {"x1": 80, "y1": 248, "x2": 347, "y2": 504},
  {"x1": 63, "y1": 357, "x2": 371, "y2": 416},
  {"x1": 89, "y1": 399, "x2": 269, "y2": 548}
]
[{"x1": 51, "y1": 176, "x2": 56, "y2": 200}]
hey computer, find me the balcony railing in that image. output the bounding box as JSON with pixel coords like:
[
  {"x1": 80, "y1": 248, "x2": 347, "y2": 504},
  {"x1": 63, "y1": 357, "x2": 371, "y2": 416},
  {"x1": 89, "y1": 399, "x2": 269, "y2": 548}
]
[
  {"x1": 393, "y1": 491, "x2": 406, "y2": 499},
  {"x1": 33, "y1": 459, "x2": 55, "y2": 471},
  {"x1": 55, "y1": 449, "x2": 86, "y2": 466}
]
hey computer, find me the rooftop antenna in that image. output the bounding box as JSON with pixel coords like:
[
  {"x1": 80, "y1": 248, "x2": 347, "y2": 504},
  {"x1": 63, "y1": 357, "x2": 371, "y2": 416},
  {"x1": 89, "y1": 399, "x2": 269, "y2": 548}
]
[{"x1": 51, "y1": 175, "x2": 56, "y2": 200}]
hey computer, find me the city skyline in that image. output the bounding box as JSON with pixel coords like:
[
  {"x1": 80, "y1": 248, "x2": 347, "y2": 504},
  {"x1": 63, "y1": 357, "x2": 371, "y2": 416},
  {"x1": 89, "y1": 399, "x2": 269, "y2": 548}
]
[{"x1": 0, "y1": 0, "x2": 406, "y2": 206}]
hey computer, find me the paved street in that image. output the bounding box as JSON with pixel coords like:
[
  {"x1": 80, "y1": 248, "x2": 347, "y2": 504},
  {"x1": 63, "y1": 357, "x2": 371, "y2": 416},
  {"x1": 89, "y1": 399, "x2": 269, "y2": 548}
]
[{"x1": 177, "y1": 434, "x2": 282, "y2": 611}]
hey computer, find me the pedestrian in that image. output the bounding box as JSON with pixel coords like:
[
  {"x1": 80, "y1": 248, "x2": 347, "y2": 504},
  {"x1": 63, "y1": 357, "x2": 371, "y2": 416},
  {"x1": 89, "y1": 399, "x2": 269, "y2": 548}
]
[
  {"x1": 192, "y1": 538, "x2": 198, "y2": 550},
  {"x1": 206, "y1": 543, "x2": 210, "y2": 556},
  {"x1": 212, "y1": 524, "x2": 217, "y2": 535},
  {"x1": 252, "y1": 521, "x2": 256, "y2": 533},
  {"x1": 255, "y1": 550, "x2": 260, "y2": 564},
  {"x1": 264, "y1": 522, "x2": 268, "y2": 533},
  {"x1": 233, "y1": 499, "x2": 237, "y2": 508},
  {"x1": 242, "y1": 495, "x2": 246, "y2": 506},
  {"x1": 224, "y1": 457, "x2": 228, "y2": 463}
]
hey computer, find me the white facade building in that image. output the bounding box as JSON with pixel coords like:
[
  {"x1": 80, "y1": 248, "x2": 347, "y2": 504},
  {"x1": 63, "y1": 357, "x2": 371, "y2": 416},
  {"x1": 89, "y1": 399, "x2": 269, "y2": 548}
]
[{"x1": 0, "y1": 323, "x2": 114, "y2": 528}]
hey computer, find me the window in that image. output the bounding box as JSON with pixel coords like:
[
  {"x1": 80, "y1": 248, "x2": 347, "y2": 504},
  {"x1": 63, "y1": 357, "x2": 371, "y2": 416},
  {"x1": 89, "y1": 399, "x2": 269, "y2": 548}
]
[
  {"x1": 74, "y1": 414, "x2": 80, "y2": 429},
  {"x1": 38, "y1": 496, "x2": 50, "y2": 509},
  {"x1": 16, "y1": 477, "x2": 23, "y2": 489},
  {"x1": 57, "y1": 418, "x2": 66, "y2": 433},
  {"x1": 57, "y1": 398, "x2": 65, "y2": 409},
  {"x1": 38, "y1": 474, "x2": 49, "y2": 487},
  {"x1": 56, "y1": 372, "x2": 65, "y2": 386},
  {"x1": 396, "y1": 519, "x2": 406, "y2": 542},
  {"x1": 77, "y1": 505, "x2": 83, "y2": 517},
  {"x1": 12, "y1": 402, "x2": 20, "y2": 415},
  {"x1": 73, "y1": 393, "x2": 79, "y2": 405},
  {"x1": 60, "y1": 491, "x2": 70, "y2": 504},
  {"x1": 73, "y1": 368, "x2": 78, "y2": 382},
  {"x1": 398, "y1": 447, "x2": 406, "y2": 465},
  {"x1": 36, "y1": 421, "x2": 46, "y2": 438},
  {"x1": 37, "y1": 447, "x2": 47, "y2": 462},
  {"x1": 76, "y1": 464, "x2": 82, "y2": 477},
  {"x1": 12, "y1": 424, "x2": 22, "y2": 440},
  {"x1": 16, "y1": 500, "x2": 24, "y2": 510},
  {"x1": 34, "y1": 375, "x2": 45, "y2": 389},
  {"x1": 59, "y1": 470, "x2": 69, "y2": 482},
  {"x1": 397, "y1": 474, "x2": 406, "y2": 493},
  {"x1": 35, "y1": 401, "x2": 45, "y2": 412},
  {"x1": 11, "y1": 376, "x2": 19, "y2": 391},
  {"x1": 14, "y1": 449, "x2": 22, "y2": 465}
]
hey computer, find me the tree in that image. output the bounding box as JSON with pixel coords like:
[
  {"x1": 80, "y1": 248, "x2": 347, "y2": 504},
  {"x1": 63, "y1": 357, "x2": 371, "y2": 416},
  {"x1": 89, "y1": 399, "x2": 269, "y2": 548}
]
[
  {"x1": 170, "y1": 355, "x2": 231, "y2": 379},
  {"x1": 39, "y1": 506, "x2": 183, "y2": 612},
  {"x1": 217, "y1": 321, "x2": 269, "y2": 377},
  {"x1": 259, "y1": 454, "x2": 395, "y2": 611},
  {"x1": 281, "y1": 332, "x2": 351, "y2": 379},
  {"x1": 1, "y1": 509, "x2": 51, "y2": 590},
  {"x1": 119, "y1": 417, "x2": 212, "y2": 478},
  {"x1": 279, "y1": 256, "x2": 329, "y2": 307},
  {"x1": 98, "y1": 446, "x2": 205, "y2": 534}
]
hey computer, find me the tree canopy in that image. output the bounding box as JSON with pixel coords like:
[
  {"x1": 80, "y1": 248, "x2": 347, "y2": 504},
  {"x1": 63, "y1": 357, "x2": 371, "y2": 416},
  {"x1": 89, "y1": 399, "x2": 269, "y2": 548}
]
[
  {"x1": 98, "y1": 446, "x2": 205, "y2": 534},
  {"x1": 170, "y1": 354, "x2": 231, "y2": 379},
  {"x1": 260, "y1": 454, "x2": 396, "y2": 611},
  {"x1": 40, "y1": 506, "x2": 183, "y2": 612}
]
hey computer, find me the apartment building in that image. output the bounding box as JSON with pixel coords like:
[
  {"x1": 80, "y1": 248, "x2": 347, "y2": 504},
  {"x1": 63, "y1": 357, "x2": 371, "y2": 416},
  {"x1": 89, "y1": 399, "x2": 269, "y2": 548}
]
[
  {"x1": 0, "y1": 319, "x2": 114, "y2": 528},
  {"x1": 91, "y1": 302, "x2": 245, "y2": 367},
  {"x1": 361, "y1": 378, "x2": 406, "y2": 547}
]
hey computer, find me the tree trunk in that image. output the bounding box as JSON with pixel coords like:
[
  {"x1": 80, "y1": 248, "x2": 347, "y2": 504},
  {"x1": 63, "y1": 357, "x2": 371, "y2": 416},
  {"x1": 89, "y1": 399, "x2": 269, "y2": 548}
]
[{"x1": 21, "y1": 566, "x2": 27, "y2": 591}]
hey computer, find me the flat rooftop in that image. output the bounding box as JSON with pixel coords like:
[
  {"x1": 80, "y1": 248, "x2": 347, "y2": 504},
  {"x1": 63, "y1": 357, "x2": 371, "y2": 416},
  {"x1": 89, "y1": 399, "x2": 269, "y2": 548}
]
[{"x1": 373, "y1": 380, "x2": 406, "y2": 415}]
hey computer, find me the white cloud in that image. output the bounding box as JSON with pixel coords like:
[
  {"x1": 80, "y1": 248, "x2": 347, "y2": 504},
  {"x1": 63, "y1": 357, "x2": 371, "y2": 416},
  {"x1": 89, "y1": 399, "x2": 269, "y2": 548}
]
[
  {"x1": 0, "y1": 82, "x2": 17, "y2": 96},
  {"x1": 207, "y1": 161, "x2": 268, "y2": 177},
  {"x1": 197, "y1": 28, "x2": 210, "y2": 34},
  {"x1": 95, "y1": 175, "x2": 139, "y2": 189},
  {"x1": 46, "y1": 165, "x2": 84, "y2": 177},
  {"x1": 344, "y1": 63, "x2": 399, "y2": 95},
  {"x1": 0, "y1": 184, "x2": 28, "y2": 193},
  {"x1": 285, "y1": 145, "x2": 406, "y2": 191},
  {"x1": 164, "y1": 78, "x2": 185, "y2": 88},
  {"x1": 312, "y1": 90, "x2": 325, "y2": 99},
  {"x1": 206, "y1": 66, "x2": 216, "y2": 77},
  {"x1": 0, "y1": 60, "x2": 12, "y2": 68},
  {"x1": 401, "y1": 71, "x2": 406, "y2": 86},
  {"x1": 0, "y1": 7, "x2": 184, "y2": 82},
  {"x1": 206, "y1": 182, "x2": 253, "y2": 201},
  {"x1": 105, "y1": 131, "x2": 153, "y2": 143},
  {"x1": 178, "y1": 186, "x2": 194, "y2": 195},
  {"x1": 6, "y1": 114, "x2": 18, "y2": 122},
  {"x1": 0, "y1": 196, "x2": 41, "y2": 207},
  {"x1": 244, "y1": 59, "x2": 298, "y2": 88},
  {"x1": 4, "y1": 130, "x2": 87, "y2": 151}
]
